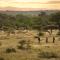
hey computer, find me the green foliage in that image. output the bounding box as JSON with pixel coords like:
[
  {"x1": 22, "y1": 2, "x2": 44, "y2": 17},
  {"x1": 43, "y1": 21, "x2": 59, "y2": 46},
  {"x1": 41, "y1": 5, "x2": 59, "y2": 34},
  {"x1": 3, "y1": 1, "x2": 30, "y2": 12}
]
[
  {"x1": 50, "y1": 11, "x2": 60, "y2": 26},
  {"x1": 0, "y1": 11, "x2": 59, "y2": 31},
  {"x1": 0, "y1": 13, "x2": 49, "y2": 30}
]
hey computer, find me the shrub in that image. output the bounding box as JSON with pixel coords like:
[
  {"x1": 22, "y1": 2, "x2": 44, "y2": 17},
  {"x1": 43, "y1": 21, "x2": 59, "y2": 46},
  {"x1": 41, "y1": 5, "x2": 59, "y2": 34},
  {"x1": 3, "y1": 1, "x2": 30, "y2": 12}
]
[
  {"x1": 17, "y1": 40, "x2": 31, "y2": 50},
  {"x1": 18, "y1": 40, "x2": 26, "y2": 45},
  {"x1": 0, "y1": 57, "x2": 4, "y2": 60},
  {"x1": 6, "y1": 48, "x2": 16, "y2": 53},
  {"x1": 57, "y1": 31, "x2": 60, "y2": 35},
  {"x1": 0, "y1": 42, "x2": 2, "y2": 46},
  {"x1": 17, "y1": 45, "x2": 25, "y2": 50},
  {"x1": 17, "y1": 40, "x2": 26, "y2": 50},
  {"x1": 6, "y1": 48, "x2": 11, "y2": 53},
  {"x1": 11, "y1": 48, "x2": 16, "y2": 52},
  {"x1": 38, "y1": 32, "x2": 44, "y2": 36},
  {"x1": 38, "y1": 51, "x2": 58, "y2": 58}
]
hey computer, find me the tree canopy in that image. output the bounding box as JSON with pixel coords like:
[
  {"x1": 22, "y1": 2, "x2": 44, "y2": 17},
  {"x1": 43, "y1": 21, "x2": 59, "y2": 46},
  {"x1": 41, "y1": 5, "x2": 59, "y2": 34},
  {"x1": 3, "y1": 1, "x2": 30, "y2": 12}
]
[{"x1": 0, "y1": 11, "x2": 59, "y2": 31}]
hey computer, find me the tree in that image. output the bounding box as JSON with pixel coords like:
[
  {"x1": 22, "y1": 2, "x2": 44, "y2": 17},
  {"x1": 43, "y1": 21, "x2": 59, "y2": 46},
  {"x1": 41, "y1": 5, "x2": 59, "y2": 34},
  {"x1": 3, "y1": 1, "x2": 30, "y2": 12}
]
[{"x1": 50, "y1": 11, "x2": 60, "y2": 30}]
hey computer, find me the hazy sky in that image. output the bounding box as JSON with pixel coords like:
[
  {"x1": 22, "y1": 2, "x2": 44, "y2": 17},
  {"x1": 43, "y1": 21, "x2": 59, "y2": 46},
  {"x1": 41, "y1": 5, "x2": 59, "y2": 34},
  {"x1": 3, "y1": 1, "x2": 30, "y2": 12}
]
[
  {"x1": 0, "y1": 0, "x2": 51, "y2": 2},
  {"x1": 0, "y1": 0, "x2": 60, "y2": 2},
  {"x1": 0, "y1": 0, "x2": 60, "y2": 10}
]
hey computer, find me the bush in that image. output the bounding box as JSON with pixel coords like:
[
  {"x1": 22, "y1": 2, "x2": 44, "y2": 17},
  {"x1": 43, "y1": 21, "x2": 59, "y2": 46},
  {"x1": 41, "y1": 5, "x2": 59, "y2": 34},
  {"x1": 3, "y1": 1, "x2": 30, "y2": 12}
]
[
  {"x1": 38, "y1": 32, "x2": 44, "y2": 36},
  {"x1": 17, "y1": 40, "x2": 26, "y2": 50},
  {"x1": 6, "y1": 48, "x2": 16, "y2": 53},
  {"x1": 18, "y1": 40, "x2": 26, "y2": 45},
  {"x1": 0, "y1": 57, "x2": 4, "y2": 60},
  {"x1": 57, "y1": 31, "x2": 60, "y2": 35},
  {"x1": 17, "y1": 40, "x2": 31, "y2": 50},
  {"x1": 11, "y1": 48, "x2": 16, "y2": 52},
  {"x1": 38, "y1": 51, "x2": 58, "y2": 58},
  {"x1": 0, "y1": 42, "x2": 2, "y2": 46},
  {"x1": 17, "y1": 45, "x2": 25, "y2": 50},
  {"x1": 18, "y1": 40, "x2": 26, "y2": 49}
]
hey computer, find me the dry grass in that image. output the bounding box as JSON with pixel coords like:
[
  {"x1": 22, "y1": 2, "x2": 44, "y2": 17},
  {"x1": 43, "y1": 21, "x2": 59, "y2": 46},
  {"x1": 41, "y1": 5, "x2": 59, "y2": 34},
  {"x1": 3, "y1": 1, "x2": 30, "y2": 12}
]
[{"x1": 0, "y1": 30, "x2": 60, "y2": 60}]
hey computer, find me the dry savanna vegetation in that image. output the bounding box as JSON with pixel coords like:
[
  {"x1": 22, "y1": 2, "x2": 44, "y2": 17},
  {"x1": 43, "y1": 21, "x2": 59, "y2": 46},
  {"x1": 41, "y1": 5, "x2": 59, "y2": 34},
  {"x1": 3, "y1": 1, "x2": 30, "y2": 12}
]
[{"x1": 0, "y1": 11, "x2": 60, "y2": 60}]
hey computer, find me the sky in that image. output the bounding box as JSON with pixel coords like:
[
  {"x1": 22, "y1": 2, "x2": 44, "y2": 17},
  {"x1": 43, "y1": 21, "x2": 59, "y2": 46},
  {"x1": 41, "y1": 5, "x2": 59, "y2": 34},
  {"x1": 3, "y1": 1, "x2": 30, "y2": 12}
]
[
  {"x1": 0, "y1": 0, "x2": 60, "y2": 2},
  {"x1": 0, "y1": 0, "x2": 60, "y2": 10},
  {"x1": 0, "y1": 0, "x2": 50, "y2": 2}
]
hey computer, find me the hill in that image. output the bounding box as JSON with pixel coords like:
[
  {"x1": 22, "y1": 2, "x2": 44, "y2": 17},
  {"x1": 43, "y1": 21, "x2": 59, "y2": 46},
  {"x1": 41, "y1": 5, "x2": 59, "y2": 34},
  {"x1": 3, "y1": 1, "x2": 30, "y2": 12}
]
[{"x1": 0, "y1": 10, "x2": 59, "y2": 15}]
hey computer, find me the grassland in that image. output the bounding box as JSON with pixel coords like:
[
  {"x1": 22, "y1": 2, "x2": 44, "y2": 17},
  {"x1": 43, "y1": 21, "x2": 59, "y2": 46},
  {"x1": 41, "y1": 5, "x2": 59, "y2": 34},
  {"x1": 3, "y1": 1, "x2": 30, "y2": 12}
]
[{"x1": 0, "y1": 30, "x2": 60, "y2": 60}]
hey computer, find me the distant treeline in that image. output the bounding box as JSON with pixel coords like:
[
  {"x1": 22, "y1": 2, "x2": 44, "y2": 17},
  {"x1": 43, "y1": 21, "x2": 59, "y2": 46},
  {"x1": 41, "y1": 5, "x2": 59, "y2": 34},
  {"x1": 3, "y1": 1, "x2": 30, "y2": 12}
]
[{"x1": 0, "y1": 11, "x2": 60, "y2": 31}]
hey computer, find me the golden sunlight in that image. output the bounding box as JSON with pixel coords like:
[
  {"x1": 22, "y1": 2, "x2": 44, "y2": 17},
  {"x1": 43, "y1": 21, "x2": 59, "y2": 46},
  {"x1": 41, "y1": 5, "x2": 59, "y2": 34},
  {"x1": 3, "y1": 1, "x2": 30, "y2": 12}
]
[{"x1": 0, "y1": 0, "x2": 60, "y2": 10}]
